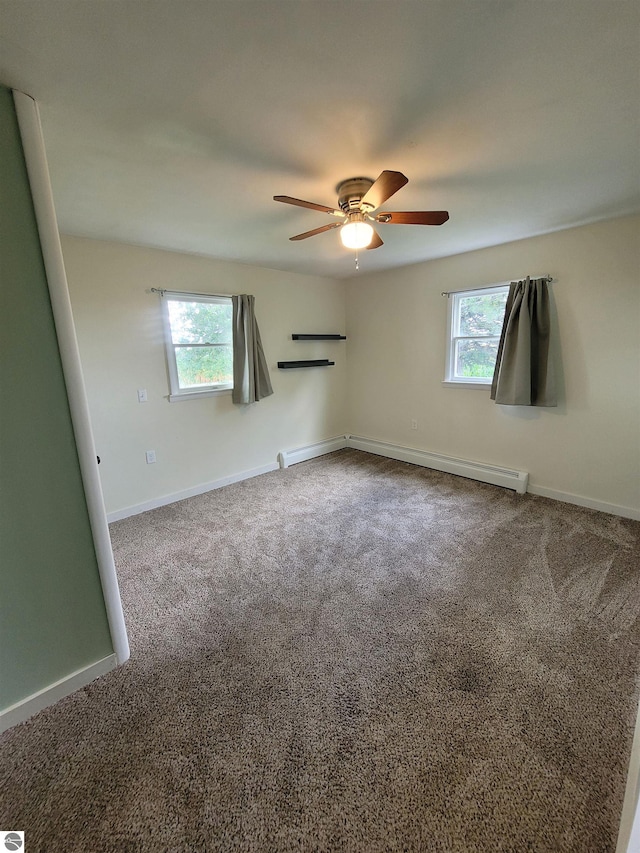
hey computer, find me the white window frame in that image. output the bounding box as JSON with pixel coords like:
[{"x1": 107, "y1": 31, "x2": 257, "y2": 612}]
[
  {"x1": 160, "y1": 291, "x2": 233, "y2": 402},
  {"x1": 443, "y1": 284, "x2": 509, "y2": 388}
]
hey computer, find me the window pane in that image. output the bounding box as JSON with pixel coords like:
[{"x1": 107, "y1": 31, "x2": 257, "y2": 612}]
[
  {"x1": 455, "y1": 339, "x2": 500, "y2": 379},
  {"x1": 458, "y1": 292, "x2": 508, "y2": 337},
  {"x1": 168, "y1": 300, "x2": 232, "y2": 345},
  {"x1": 175, "y1": 345, "x2": 233, "y2": 389}
]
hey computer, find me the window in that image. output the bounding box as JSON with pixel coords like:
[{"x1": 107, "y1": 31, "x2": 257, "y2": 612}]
[
  {"x1": 444, "y1": 285, "x2": 509, "y2": 386},
  {"x1": 161, "y1": 292, "x2": 233, "y2": 401}
]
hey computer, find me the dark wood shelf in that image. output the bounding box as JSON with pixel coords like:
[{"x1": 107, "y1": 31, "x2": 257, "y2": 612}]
[
  {"x1": 292, "y1": 334, "x2": 346, "y2": 340},
  {"x1": 278, "y1": 359, "x2": 335, "y2": 369}
]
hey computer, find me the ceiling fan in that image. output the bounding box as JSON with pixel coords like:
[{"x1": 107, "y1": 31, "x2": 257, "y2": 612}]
[{"x1": 274, "y1": 170, "x2": 448, "y2": 251}]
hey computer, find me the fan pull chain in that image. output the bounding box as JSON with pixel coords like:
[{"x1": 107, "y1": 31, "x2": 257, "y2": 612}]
[{"x1": 355, "y1": 250, "x2": 359, "y2": 271}]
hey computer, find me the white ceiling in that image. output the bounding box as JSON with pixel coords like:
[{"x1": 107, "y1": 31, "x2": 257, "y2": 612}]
[{"x1": 1, "y1": 1, "x2": 638, "y2": 279}]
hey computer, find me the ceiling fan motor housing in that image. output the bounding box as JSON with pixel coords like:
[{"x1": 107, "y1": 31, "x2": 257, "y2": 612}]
[{"x1": 336, "y1": 177, "x2": 374, "y2": 212}]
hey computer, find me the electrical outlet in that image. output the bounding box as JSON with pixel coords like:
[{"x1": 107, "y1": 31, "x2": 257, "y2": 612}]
[
  {"x1": 137, "y1": 388, "x2": 148, "y2": 403},
  {"x1": 411, "y1": 419, "x2": 418, "y2": 430},
  {"x1": 145, "y1": 450, "x2": 156, "y2": 464}
]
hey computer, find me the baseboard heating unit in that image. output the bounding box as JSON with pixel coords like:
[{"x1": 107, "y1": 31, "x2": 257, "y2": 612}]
[
  {"x1": 347, "y1": 436, "x2": 529, "y2": 494},
  {"x1": 278, "y1": 436, "x2": 349, "y2": 469},
  {"x1": 278, "y1": 434, "x2": 529, "y2": 495}
]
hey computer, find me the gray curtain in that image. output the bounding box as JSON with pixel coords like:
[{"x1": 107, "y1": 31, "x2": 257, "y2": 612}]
[
  {"x1": 490, "y1": 277, "x2": 556, "y2": 406},
  {"x1": 232, "y1": 294, "x2": 273, "y2": 404}
]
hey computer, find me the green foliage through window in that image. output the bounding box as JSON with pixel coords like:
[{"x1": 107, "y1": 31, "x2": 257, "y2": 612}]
[
  {"x1": 447, "y1": 286, "x2": 508, "y2": 381},
  {"x1": 164, "y1": 295, "x2": 233, "y2": 393}
]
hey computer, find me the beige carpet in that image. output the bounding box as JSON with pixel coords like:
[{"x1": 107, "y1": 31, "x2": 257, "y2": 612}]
[{"x1": 1, "y1": 449, "x2": 640, "y2": 852}]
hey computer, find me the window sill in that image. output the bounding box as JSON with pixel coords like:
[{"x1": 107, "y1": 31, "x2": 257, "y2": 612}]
[
  {"x1": 169, "y1": 387, "x2": 232, "y2": 402},
  {"x1": 442, "y1": 380, "x2": 491, "y2": 390}
]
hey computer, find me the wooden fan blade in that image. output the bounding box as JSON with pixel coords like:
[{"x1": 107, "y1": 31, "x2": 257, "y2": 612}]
[
  {"x1": 289, "y1": 222, "x2": 342, "y2": 241},
  {"x1": 375, "y1": 211, "x2": 449, "y2": 225},
  {"x1": 274, "y1": 195, "x2": 343, "y2": 216},
  {"x1": 360, "y1": 170, "x2": 408, "y2": 211},
  {"x1": 366, "y1": 229, "x2": 384, "y2": 250}
]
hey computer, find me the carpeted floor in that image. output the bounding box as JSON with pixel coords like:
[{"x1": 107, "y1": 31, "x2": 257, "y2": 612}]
[{"x1": 1, "y1": 449, "x2": 640, "y2": 852}]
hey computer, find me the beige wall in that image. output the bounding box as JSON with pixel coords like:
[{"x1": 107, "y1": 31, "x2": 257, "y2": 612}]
[
  {"x1": 346, "y1": 214, "x2": 640, "y2": 516},
  {"x1": 64, "y1": 215, "x2": 639, "y2": 519},
  {"x1": 62, "y1": 236, "x2": 347, "y2": 516}
]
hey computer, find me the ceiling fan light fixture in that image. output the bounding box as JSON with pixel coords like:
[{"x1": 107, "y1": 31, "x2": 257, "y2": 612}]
[
  {"x1": 275, "y1": 171, "x2": 449, "y2": 251},
  {"x1": 340, "y1": 213, "x2": 374, "y2": 250}
]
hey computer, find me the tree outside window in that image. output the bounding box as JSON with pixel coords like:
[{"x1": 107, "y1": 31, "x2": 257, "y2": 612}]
[
  {"x1": 161, "y1": 293, "x2": 233, "y2": 399},
  {"x1": 445, "y1": 286, "x2": 509, "y2": 383}
]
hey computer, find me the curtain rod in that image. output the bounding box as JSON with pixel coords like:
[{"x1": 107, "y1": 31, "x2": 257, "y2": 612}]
[
  {"x1": 441, "y1": 275, "x2": 554, "y2": 298},
  {"x1": 150, "y1": 287, "x2": 233, "y2": 299}
]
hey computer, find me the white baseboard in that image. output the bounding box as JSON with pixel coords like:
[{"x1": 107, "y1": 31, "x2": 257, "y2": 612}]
[
  {"x1": 345, "y1": 437, "x2": 639, "y2": 520},
  {"x1": 346, "y1": 435, "x2": 529, "y2": 494},
  {"x1": 278, "y1": 435, "x2": 349, "y2": 469},
  {"x1": 108, "y1": 438, "x2": 639, "y2": 525},
  {"x1": 0, "y1": 654, "x2": 117, "y2": 734},
  {"x1": 527, "y1": 484, "x2": 640, "y2": 521},
  {"x1": 107, "y1": 461, "x2": 280, "y2": 523}
]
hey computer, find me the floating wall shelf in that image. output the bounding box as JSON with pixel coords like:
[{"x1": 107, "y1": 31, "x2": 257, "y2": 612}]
[
  {"x1": 278, "y1": 359, "x2": 335, "y2": 369},
  {"x1": 292, "y1": 334, "x2": 346, "y2": 340}
]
